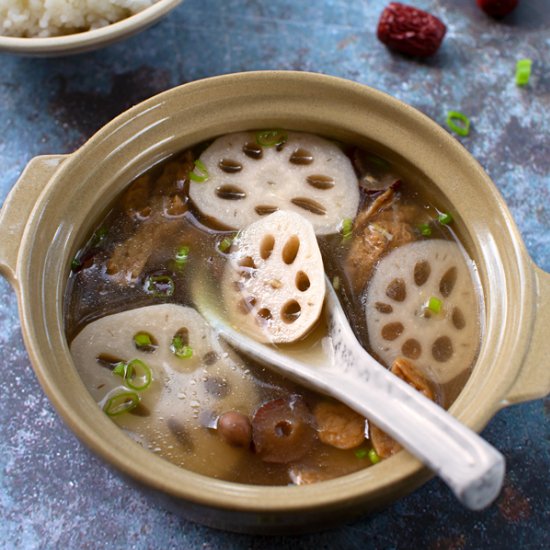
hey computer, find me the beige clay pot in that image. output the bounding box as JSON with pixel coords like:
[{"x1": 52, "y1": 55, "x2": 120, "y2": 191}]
[{"x1": 0, "y1": 72, "x2": 549, "y2": 534}]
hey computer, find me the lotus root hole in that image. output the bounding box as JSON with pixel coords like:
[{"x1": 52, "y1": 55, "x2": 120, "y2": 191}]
[
  {"x1": 282, "y1": 235, "x2": 300, "y2": 264},
  {"x1": 215, "y1": 185, "x2": 247, "y2": 201},
  {"x1": 275, "y1": 420, "x2": 293, "y2": 437},
  {"x1": 440, "y1": 266, "x2": 458, "y2": 297},
  {"x1": 375, "y1": 302, "x2": 393, "y2": 314},
  {"x1": 414, "y1": 260, "x2": 431, "y2": 286},
  {"x1": 255, "y1": 205, "x2": 279, "y2": 216},
  {"x1": 243, "y1": 142, "x2": 263, "y2": 159},
  {"x1": 260, "y1": 234, "x2": 275, "y2": 260},
  {"x1": 381, "y1": 322, "x2": 404, "y2": 341},
  {"x1": 432, "y1": 336, "x2": 454, "y2": 362},
  {"x1": 295, "y1": 271, "x2": 311, "y2": 292},
  {"x1": 289, "y1": 148, "x2": 314, "y2": 165},
  {"x1": 306, "y1": 174, "x2": 335, "y2": 190},
  {"x1": 291, "y1": 197, "x2": 327, "y2": 216},
  {"x1": 238, "y1": 256, "x2": 256, "y2": 270},
  {"x1": 452, "y1": 307, "x2": 466, "y2": 330},
  {"x1": 401, "y1": 338, "x2": 422, "y2": 359},
  {"x1": 281, "y1": 300, "x2": 301, "y2": 323},
  {"x1": 218, "y1": 159, "x2": 242, "y2": 173},
  {"x1": 386, "y1": 278, "x2": 407, "y2": 302},
  {"x1": 257, "y1": 308, "x2": 273, "y2": 321}
]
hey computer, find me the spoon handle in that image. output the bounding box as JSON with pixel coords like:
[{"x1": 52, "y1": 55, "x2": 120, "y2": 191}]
[{"x1": 326, "y1": 332, "x2": 505, "y2": 510}]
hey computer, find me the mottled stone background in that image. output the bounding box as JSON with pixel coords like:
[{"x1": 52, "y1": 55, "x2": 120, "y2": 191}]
[{"x1": 0, "y1": 1, "x2": 548, "y2": 548}]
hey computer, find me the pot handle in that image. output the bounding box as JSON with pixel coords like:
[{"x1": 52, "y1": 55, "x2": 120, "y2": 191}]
[
  {"x1": 0, "y1": 155, "x2": 67, "y2": 285},
  {"x1": 505, "y1": 265, "x2": 550, "y2": 404}
]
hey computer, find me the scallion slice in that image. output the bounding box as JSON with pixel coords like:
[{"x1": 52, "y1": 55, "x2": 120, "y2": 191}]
[
  {"x1": 145, "y1": 275, "x2": 175, "y2": 298},
  {"x1": 103, "y1": 390, "x2": 140, "y2": 417},
  {"x1": 332, "y1": 276, "x2": 341, "y2": 291},
  {"x1": 340, "y1": 217, "x2": 353, "y2": 240},
  {"x1": 427, "y1": 296, "x2": 443, "y2": 314},
  {"x1": 437, "y1": 212, "x2": 453, "y2": 225},
  {"x1": 354, "y1": 448, "x2": 368, "y2": 459},
  {"x1": 175, "y1": 245, "x2": 190, "y2": 264},
  {"x1": 125, "y1": 359, "x2": 152, "y2": 390},
  {"x1": 218, "y1": 236, "x2": 234, "y2": 253},
  {"x1": 92, "y1": 226, "x2": 108, "y2": 245},
  {"x1": 134, "y1": 333, "x2": 151, "y2": 348},
  {"x1": 71, "y1": 257, "x2": 81, "y2": 271},
  {"x1": 368, "y1": 448, "x2": 381, "y2": 464},
  {"x1": 516, "y1": 59, "x2": 532, "y2": 86},
  {"x1": 419, "y1": 223, "x2": 432, "y2": 236},
  {"x1": 188, "y1": 159, "x2": 209, "y2": 183},
  {"x1": 112, "y1": 359, "x2": 152, "y2": 391},
  {"x1": 446, "y1": 111, "x2": 470, "y2": 137},
  {"x1": 255, "y1": 129, "x2": 288, "y2": 148},
  {"x1": 171, "y1": 335, "x2": 193, "y2": 359}
]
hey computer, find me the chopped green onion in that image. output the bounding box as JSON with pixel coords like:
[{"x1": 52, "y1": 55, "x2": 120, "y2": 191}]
[
  {"x1": 175, "y1": 245, "x2": 190, "y2": 264},
  {"x1": 218, "y1": 236, "x2": 234, "y2": 253},
  {"x1": 515, "y1": 59, "x2": 532, "y2": 86},
  {"x1": 437, "y1": 212, "x2": 453, "y2": 225},
  {"x1": 354, "y1": 448, "x2": 368, "y2": 459},
  {"x1": 341, "y1": 218, "x2": 353, "y2": 240},
  {"x1": 188, "y1": 159, "x2": 209, "y2": 183},
  {"x1": 71, "y1": 257, "x2": 81, "y2": 271},
  {"x1": 171, "y1": 335, "x2": 193, "y2": 359},
  {"x1": 112, "y1": 359, "x2": 152, "y2": 391},
  {"x1": 103, "y1": 390, "x2": 140, "y2": 417},
  {"x1": 255, "y1": 129, "x2": 288, "y2": 148},
  {"x1": 133, "y1": 332, "x2": 155, "y2": 351},
  {"x1": 125, "y1": 359, "x2": 152, "y2": 390},
  {"x1": 92, "y1": 226, "x2": 108, "y2": 245},
  {"x1": 332, "y1": 276, "x2": 341, "y2": 291},
  {"x1": 368, "y1": 448, "x2": 381, "y2": 464},
  {"x1": 446, "y1": 111, "x2": 470, "y2": 137},
  {"x1": 145, "y1": 275, "x2": 175, "y2": 298},
  {"x1": 419, "y1": 223, "x2": 432, "y2": 237},
  {"x1": 427, "y1": 296, "x2": 443, "y2": 314},
  {"x1": 112, "y1": 362, "x2": 126, "y2": 377}
]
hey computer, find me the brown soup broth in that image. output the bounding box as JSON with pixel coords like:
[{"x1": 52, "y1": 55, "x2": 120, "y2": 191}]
[{"x1": 64, "y1": 132, "x2": 480, "y2": 485}]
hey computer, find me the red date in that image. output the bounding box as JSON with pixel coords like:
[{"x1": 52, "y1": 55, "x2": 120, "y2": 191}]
[
  {"x1": 377, "y1": 3, "x2": 447, "y2": 57},
  {"x1": 476, "y1": 0, "x2": 518, "y2": 18}
]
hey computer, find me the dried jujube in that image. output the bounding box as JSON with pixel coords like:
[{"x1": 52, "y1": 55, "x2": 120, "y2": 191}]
[
  {"x1": 377, "y1": 3, "x2": 447, "y2": 57},
  {"x1": 252, "y1": 396, "x2": 317, "y2": 463}
]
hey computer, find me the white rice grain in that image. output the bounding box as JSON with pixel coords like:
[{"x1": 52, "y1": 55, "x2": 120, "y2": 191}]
[{"x1": 0, "y1": 0, "x2": 158, "y2": 38}]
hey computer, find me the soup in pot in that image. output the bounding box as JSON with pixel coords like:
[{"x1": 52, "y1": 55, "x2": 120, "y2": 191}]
[{"x1": 65, "y1": 129, "x2": 482, "y2": 485}]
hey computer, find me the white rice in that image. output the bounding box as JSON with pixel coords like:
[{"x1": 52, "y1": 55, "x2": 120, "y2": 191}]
[{"x1": 0, "y1": 0, "x2": 159, "y2": 38}]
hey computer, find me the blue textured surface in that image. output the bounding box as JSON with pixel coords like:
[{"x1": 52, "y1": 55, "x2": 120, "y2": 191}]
[{"x1": 0, "y1": 1, "x2": 549, "y2": 548}]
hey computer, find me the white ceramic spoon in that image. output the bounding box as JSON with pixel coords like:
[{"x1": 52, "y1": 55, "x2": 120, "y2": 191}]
[{"x1": 195, "y1": 277, "x2": 505, "y2": 510}]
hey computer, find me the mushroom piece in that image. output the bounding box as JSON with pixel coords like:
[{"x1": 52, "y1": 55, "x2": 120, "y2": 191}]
[
  {"x1": 365, "y1": 240, "x2": 481, "y2": 384},
  {"x1": 223, "y1": 210, "x2": 326, "y2": 344},
  {"x1": 313, "y1": 401, "x2": 366, "y2": 450},
  {"x1": 70, "y1": 304, "x2": 259, "y2": 477},
  {"x1": 188, "y1": 131, "x2": 360, "y2": 235}
]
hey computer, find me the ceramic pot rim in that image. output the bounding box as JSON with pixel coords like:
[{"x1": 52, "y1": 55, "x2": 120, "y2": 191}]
[{"x1": 11, "y1": 71, "x2": 538, "y2": 515}]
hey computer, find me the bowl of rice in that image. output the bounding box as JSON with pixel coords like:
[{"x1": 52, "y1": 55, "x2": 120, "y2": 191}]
[{"x1": 0, "y1": 0, "x2": 182, "y2": 56}]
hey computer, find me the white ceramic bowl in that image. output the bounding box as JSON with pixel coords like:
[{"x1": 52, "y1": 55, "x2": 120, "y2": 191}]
[{"x1": 0, "y1": 0, "x2": 182, "y2": 56}]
